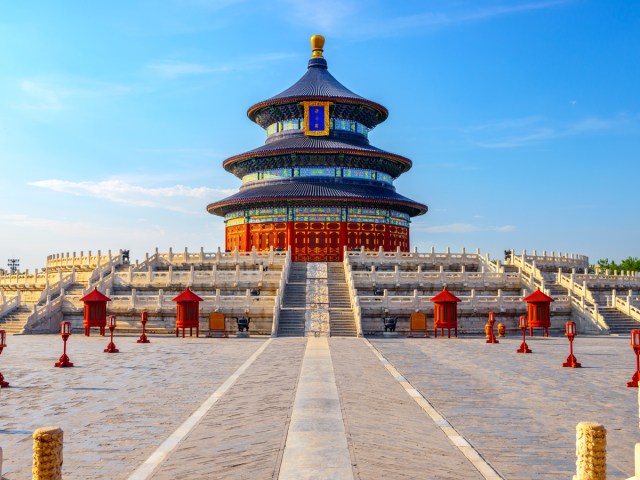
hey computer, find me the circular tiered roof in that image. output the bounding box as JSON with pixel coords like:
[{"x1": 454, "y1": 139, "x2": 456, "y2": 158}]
[{"x1": 208, "y1": 35, "x2": 427, "y2": 219}]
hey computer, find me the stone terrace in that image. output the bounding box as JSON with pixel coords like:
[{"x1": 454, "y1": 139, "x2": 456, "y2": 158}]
[{"x1": 0, "y1": 334, "x2": 637, "y2": 479}]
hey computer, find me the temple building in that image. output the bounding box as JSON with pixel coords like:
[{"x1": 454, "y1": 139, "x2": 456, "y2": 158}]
[{"x1": 207, "y1": 35, "x2": 427, "y2": 262}]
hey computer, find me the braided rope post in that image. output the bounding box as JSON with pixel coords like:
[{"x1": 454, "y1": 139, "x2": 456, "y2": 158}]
[
  {"x1": 574, "y1": 421, "x2": 606, "y2": 480},
  {"x1": 32, "y1": 426, "x2": 63, "y2": 480}
]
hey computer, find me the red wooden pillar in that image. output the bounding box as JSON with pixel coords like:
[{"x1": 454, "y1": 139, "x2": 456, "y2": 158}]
[
  {"x1": 79, "y1": 287, "x2": 111, "y2": 336},
  {"x1": 339, "y1": 222, "x2": 347, "y2": 257},
  {"x1": 523, "y1": 289, "x2": 554, "y2": 337},
  {"x1": 172, "y1": 288, "x2": 203, "y2": 338},
  {"x1": 242, "y1": 223, "x2": 250, "y2": 252},
  {"x1": 430, "y1": 288, "x2": 461, "y2": 338}
]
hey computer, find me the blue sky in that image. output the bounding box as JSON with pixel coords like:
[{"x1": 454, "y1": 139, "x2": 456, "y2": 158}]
[{"x1": 1, "y1": 0, "x2": 638, "y2": 270}]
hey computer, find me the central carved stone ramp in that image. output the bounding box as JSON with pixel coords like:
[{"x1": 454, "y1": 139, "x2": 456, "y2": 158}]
[
  {"x1": 278, "y1": 263, "x2": 307, "y2": 336},
  {"x1": 327, "y1": 263, "x2": 357, "y2": 337}
]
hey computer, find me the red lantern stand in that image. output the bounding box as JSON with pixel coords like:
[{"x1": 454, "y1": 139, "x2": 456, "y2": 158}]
[
  {"x1": 137, "y1": 311, "x2": 151, "y2": 343},
  {"x1": 562, "y1": 321, "x2": 581, "y2": 368},
  {"x1": 627, "y1": 330, "x2": 640, "y2": 388},
  {"x1": 104, "y1": 315, "x2": 119, "y2": 353},
  {"x1": 79, "y1": 287, "x2": 111, "y2": 336},
  {"x1": 172, "y1": 288, "x2": 203, "y2": 338},
  {"x1": 430, "y1": 288, "x2": 460, "y2": 338},
  {"x1": 0, "y1": 330, "x2": 9, "y2": 387},
  {"x1": 523, "y1": 289, "x2": 554, "y2": 337},
  {"x1": 55, "y1": 321, "x2": 74, "y2": 367},
  {"x1": 486, "y1": 311, "x2": 498, "y2": 344},
  {"x1": 516, "y1": 315, "x2": 532, "y2": 353}
]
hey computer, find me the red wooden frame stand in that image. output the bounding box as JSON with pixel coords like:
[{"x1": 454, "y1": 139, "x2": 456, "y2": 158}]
[
  {"x1": 516, "y1": 315, "x2": 532, "y2": 353},
  {"x1": 137, "y1": 311, "x2": 151, "y2": 344},
  {"x1": 55, "y1": 322, "x2": 74, "y2": 367},
  {"x1": 562, "y1": 321, "x2": 581, "y2": 368},
  {"x1": 104, "y1": 315, "x2": 119, "y2": 353},
  {"x1": 0, "y1": 330, "x2": 9, "y2": 387},
  {"x1": 627, "y1": 330, "x2": 640, "y2": 387}
]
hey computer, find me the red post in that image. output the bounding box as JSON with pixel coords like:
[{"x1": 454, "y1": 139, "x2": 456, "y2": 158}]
[
  {"x1": 55, "y1": 321, "x2": 74, "y2": 367},
  {"x1": 562, "y1": 321, "x2": 581, "y2": 368},
  {"x1": 627, "y1": 329, "x2": 640, "y2": 387},
  {"x1": 137, "y1": 311, "x2": 150, "y2": 343},
  {"x1": 486, "y1": 311, "x2": 499, "y2": 344},
  {"x1": 0, "y1": 330, "x2": 9, "y2": 387},
  {"x1": 104, "y1": 315, "x2": 119, "y2": 353},
  {"x1": 516, "y1": 315, "x2": 532, "y2": 353}
]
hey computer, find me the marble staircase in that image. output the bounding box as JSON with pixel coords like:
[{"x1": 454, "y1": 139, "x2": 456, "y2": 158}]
[
  {"x1": 278, "y1": 263, "x2": 307, "y2": 337},
  {"x1": 327, "y1": 263, "x2": 357, "y2": 337}
]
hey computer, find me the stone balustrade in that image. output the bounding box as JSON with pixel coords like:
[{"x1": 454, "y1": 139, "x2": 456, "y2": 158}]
[
  {"x1": 510, "y1": 249, "x2": 589, "y2": 269},
  {"x1": 45, "y1": 249, "x2": 120, "y2": 270},
  {"x1": 62, "y1": 291, "x2": 275, "y2": 316},
  {"x1": 356, "y1": 290, "x2": 569, "y2": 314},
  {"x1": 0, "y1": 293, "x2": 20, "y2": 316},
  {"x1": 351, "y1": 268, "x2": 521, "y2": 289},
  {"x1": 148, "y1": 246, "x2": 287, "y2": 268},
  {"x1": 345, "y1": 247, "x2": 484, "y2": 268},
  {"x1": 562, "y1": 272, "x2": 640, "y2": 289},
  {"x1": 112, "y1": 266, "x2": 282, "y2": 289}
]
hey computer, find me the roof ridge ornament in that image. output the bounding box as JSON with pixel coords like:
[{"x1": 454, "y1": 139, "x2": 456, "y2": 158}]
[{"x1": 311, "y1": 34, "x2": 325, "y2": 58}]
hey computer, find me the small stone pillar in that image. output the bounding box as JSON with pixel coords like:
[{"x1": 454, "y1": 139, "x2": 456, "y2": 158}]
[
  {"x1": 574, "y1": 421, "x2": 606, "y2": 480},
  {"x1": 32, "y1": 426, "x2": 63, "y2": 480}
]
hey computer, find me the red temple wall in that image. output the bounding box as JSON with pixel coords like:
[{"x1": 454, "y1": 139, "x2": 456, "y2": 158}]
[{"x1": 225, "y1": 221, "x2": 409, "y2": 262}]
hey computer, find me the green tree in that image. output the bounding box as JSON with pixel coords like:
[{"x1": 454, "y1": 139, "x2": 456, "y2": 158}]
[{"x1": 595, "y1": 257, "x2": 640, "y2": 273}]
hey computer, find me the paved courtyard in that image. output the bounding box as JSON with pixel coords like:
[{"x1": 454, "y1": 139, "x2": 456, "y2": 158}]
[{"x1": 0, "y1": 332, "x2": 637, "y2": 479}]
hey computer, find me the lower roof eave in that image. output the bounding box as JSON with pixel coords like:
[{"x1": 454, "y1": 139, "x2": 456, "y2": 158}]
[{"x1": 207, "y1": 198, "x2": 428, "y2": 218}]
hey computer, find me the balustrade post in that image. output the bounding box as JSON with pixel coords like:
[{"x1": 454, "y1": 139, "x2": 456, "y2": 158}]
[
  {"x1": 158, "y1": 289, "x2": 163, "y2": 307},
  {"x1": 574, "y1": 422, "x2": 606, "y2": 480},
  {"x1": 200, "y1": 246, "x2": 204, "y2": 263},
  {"x1": 131, "y1": 289, "x2": 136, "y2": 308}
]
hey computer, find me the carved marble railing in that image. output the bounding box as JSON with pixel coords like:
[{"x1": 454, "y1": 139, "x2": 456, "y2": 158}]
[
  {"x1": 351, "y1": 268, "x2": 521, "y2": 290},
  {"x1": 271, "y1": 248, "x2": 291, "y2": 337},
  {"x1": 343, "y1": 254, "x2": 362, "y2": 336},
  {"x1": 112, "y1": 267, "x2": 282, "y2": 289},
  {"x1": 0, "y1": 293, "x2": 20, "y2": 317},
  {"x1": 508, "y1": 249, "x2": 589, "y2": 269},
  {"x1": 153, "y1": 246, "x2": 287, "y2": 267},
  {"x1": 46, "y1": 249, "x2": 119, "y2": 270},
  {"x1": 63, "y1": 291, "x2": 275, "y2": 316},
  {"x1": 345, "y1": 247, "x2": 484, "y2": 268},
  {"x1": 562, "y1": 273, "x2": 640, "y2": 289},
  {"x1": 357, "y1": 290, "x2": 570, "y2": 314},
  {"x1": 555, "y1": 274, "x2": 609, "y2": 332},
  {"x1": 612, "y1": 296, "x2": 640, "y2": 323},
  {"x1": 22, "y1": 296, "x2": 66, "y2": 333}
]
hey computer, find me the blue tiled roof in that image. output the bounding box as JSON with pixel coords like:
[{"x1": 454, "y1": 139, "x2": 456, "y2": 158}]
[
  {"x1": 223, "y1": 134, "x2": 411, "y2": 171},
  {"x1": 247, "y1": 58, "x2": 388, "y2": 127},
  {"x1": 207, "y1": 179, "x2": 427, "y2": 217}
]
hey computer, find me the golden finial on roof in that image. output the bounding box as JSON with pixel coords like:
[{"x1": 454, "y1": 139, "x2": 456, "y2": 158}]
[{"x1": 310, "y1": 34, "x2": 325, "y2": 58}]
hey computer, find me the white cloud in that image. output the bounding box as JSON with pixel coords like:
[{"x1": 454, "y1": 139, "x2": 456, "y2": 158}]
[
  {"x1": 17, "y1": 78, "x2": 132, "y2": 112},
  {"x1": 28, "y1": 179, "x2": 236, "y2": 213}
]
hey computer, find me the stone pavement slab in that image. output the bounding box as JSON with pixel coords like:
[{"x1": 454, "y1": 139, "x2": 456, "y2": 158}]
[
  {"x1": 331, "y1": 338, "x2": 484, "y2": 480},
  {"x1": 371, "y1": 335, "x2": 638, "y2": 479},
  {"x1": 148, "y1": 338, "x2": 305, "y2": 480},
  {"x1": 0, "y1": 335, "x2": 265, "y2": 479}
]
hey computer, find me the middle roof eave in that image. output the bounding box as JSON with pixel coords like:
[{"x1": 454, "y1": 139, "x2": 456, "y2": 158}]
[{"x1": 223, "y1": 135, "x2": 412, "y2": 172}]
